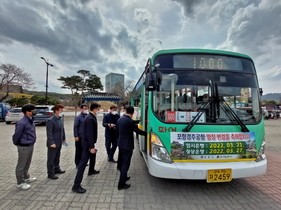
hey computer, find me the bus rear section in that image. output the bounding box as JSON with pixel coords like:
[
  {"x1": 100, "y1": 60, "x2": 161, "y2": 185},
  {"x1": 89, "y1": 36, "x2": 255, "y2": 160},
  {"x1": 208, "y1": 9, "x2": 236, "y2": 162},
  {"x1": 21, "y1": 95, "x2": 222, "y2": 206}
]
[{"x1": 134, "y1": 49, "x2": 267, "y2": 182}]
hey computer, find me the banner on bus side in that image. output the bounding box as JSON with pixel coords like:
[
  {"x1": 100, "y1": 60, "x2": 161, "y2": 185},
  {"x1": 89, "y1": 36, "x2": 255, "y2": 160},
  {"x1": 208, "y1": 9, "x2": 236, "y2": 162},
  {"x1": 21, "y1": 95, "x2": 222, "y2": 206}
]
[{"x1": 170, "y1": 132, "x2": 257, "y2": 160}]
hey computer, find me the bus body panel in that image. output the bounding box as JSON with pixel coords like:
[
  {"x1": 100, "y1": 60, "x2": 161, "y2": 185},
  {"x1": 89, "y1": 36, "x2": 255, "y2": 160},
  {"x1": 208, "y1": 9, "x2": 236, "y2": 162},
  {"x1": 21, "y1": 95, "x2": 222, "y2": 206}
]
[
  {"x1": 132, "y1": 49, "x2": 266, "y2": 181},
  {"x1": 147, "y1": 155, "x2": 267, "y2": 179}
]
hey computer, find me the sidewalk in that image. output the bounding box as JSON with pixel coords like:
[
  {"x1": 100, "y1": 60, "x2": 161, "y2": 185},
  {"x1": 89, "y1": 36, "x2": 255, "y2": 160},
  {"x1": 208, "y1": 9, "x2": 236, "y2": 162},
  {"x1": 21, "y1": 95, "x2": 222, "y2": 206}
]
[
  {"x1": 0, "y1": 115, "x2": 125, "y2": 210},
  {"x1": 1, "y1": 116, "x2": 281, "y2": 210}
]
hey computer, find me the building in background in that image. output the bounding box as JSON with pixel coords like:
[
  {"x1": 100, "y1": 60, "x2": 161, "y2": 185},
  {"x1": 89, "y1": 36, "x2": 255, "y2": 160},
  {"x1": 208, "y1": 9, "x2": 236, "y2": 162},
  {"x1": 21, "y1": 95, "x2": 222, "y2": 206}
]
[
  {"x1": 0, "y1": 85, "x2": 23, "y2": 94},
  {"x1": 105, "y1": 73, "x2": 124, "y2": 92}
]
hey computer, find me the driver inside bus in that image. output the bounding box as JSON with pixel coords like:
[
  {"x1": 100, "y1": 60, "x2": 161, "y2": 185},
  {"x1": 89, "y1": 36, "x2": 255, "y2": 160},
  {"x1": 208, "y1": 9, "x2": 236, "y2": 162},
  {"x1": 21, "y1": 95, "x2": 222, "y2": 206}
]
[{"x1": 203, "y1": 94, "x2": 209, "y2": 102}]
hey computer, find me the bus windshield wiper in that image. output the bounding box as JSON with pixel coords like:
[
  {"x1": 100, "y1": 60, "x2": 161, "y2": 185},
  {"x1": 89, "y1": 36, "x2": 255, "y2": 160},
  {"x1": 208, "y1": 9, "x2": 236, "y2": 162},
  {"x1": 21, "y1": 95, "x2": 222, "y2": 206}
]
[
  {"x1": 218, "y1": 98, "x2": 249, "y2": 132},
  {"x1": 182, "y1": 98, "x2": 213, "y2": 132},
  {"x1": 182, "y1": 82, "x2": 249, "y2": 132}
]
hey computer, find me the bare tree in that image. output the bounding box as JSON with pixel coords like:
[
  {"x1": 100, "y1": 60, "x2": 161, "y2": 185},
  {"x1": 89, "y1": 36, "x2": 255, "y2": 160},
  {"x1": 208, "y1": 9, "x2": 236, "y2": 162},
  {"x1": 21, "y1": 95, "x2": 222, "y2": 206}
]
[{"x1": 0, "y1": 64, "x2": 35, "y2": 102}]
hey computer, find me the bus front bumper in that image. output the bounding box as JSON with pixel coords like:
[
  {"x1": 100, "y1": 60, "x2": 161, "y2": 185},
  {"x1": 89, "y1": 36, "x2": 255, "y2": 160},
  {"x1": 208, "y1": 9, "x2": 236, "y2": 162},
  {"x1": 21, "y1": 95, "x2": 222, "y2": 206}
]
[{"x1": 147, "y1": 156, "x2": 267, "y2": 180}]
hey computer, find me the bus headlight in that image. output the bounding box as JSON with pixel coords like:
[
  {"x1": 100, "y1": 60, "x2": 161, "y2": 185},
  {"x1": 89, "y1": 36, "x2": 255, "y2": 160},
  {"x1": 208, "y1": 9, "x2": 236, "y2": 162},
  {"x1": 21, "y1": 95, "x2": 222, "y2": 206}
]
[
  {"x1": 150, "y1": 132, "x2": 173, "y2": 163},
  {"x1": 256, "y1": 140, "x2": 266, "y2": 162}
]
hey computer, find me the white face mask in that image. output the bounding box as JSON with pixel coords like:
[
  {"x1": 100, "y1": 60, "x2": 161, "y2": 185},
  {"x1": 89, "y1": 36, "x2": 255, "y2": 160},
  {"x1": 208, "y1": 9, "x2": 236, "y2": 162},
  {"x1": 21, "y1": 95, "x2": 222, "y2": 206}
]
[
  {"x1": 112, "y1": 111, "x2": 118, "y2": 115},
  {"x1": 59, "y1": 112, "x2": 64, "y2": 117},
  {"x1": 83, "y1": 110, "x2": 89, "y2": 114}
]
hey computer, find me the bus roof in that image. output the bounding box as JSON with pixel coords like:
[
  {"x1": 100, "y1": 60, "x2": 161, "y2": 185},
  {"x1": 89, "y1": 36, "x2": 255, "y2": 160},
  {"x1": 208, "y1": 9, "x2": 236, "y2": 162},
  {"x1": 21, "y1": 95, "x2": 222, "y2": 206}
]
[{"x1": 151, "y1": 49, "x2": 253, "y2": 61}]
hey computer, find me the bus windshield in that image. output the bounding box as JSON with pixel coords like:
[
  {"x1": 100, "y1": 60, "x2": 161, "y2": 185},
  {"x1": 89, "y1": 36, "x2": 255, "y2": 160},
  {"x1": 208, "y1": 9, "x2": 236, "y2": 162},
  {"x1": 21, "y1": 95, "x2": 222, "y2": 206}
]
[{"x1": 153, "y1": 69, "x2": 261, "y2": 124}]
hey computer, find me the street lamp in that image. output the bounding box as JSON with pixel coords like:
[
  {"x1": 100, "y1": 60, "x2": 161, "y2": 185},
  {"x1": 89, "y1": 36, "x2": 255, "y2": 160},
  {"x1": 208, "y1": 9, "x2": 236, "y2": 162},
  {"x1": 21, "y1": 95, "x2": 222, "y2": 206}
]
[{"x1": 41, "y1": 57, "x2": 53, "y2": 105}]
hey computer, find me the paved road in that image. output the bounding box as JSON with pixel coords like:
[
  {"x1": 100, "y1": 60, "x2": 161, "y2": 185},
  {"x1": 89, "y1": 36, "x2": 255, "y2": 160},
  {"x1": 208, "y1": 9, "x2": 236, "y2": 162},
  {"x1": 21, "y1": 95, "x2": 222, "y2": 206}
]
[{"x1": 0, "y1": 117, "x2": 280, "y2": 210}]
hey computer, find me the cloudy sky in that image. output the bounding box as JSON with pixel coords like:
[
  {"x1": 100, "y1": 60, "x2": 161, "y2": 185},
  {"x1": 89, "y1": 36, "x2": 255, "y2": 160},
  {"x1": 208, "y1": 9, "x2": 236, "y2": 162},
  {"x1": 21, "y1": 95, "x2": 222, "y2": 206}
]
[{"x1": 0, "y1": 0, "x2": 280, "y2": 94}]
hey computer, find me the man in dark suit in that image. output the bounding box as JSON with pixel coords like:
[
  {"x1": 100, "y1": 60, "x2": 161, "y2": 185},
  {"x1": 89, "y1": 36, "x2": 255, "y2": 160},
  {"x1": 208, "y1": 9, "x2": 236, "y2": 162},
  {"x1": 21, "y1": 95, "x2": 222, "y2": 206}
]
[
  {"x1": 102, "y1": 105, "x2": 120, "y2": 162},
  {"x1": 46, "y1": 104, "x2": 66, "y2": 180},
  {"x1": 117, "y1": 106, "x2": 147, "y2": 190},
  {"x1": 72, "y1": 102, "x2": 101, "y2": 194},
  {"x1": 73, "y1": 104, "x2": 88, "y2": 167}
]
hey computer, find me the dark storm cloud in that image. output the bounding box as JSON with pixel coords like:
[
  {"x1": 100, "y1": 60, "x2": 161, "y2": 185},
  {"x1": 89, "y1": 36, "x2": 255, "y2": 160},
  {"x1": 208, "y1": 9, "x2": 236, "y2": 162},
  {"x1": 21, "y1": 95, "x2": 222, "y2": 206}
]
[
  {"x1": 172, "y1": 0, "x2": 202, "y2": 16},
  {"x1": 54, "y1": 0, "x2": 68, "y2": 9},
  {"x1": 0, "y1": 1, "x2": 119, "y2": 64},
  {"x1": 221, "y1": 2, "x2": 281, "y2": 63},
  {"x1": 116, "y1": 28, "x2": 139, "y2": 58},
  {"x1": 0, "y1": 2, "x2": 49, "y2": 44}
]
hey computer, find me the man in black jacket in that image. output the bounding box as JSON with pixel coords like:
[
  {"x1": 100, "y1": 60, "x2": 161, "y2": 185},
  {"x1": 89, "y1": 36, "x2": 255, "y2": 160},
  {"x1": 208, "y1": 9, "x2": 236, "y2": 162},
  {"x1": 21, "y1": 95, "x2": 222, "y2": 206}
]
[
  {"x1": 102, "y1": 105, "x2": 120, "y2": 162},
  {"x1": 12, "y1": 104, "x2": 37, "y2": 190},
  {"x1": 46, "y1": 104, "x2": 66, "y2": 180},
  {"x1": 72, "y1": 102, "x2": 101, "y2": 194},
  {"x1": 73, "y1": 104, "x2": 88, "y2": 167},
  {"x1": 117, "y1": 106, "x2": 147, "y2": 190}
]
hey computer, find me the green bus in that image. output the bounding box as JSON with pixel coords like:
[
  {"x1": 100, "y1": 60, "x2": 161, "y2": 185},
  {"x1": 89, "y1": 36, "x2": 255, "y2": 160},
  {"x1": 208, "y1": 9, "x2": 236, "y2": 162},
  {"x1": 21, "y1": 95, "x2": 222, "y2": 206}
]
[{"x1": 131, "y1": 49, "x2": 266, "y2": 182}]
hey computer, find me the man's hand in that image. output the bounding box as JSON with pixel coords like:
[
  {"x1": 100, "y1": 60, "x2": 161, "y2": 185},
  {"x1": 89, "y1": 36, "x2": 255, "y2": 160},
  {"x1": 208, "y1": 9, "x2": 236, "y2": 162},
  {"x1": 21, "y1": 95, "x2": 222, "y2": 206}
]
[
  {"x1": 89, "y1": 148, "x2": 97, "y2": 154},
  {"x1": 75, "y1": 137, "x2": 79, "y2": 141},
  {"x1": 108, "y1": 123, "x2": 116, "y2": 128},
  {"x1": 50, "y1": 144, "x2": 56, "y2": 148}
]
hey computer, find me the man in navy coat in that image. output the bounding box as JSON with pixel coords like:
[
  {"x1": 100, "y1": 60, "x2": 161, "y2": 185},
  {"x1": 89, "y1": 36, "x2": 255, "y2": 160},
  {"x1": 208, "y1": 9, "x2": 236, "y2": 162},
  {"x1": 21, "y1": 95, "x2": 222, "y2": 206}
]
[
  {"x1": 72, "y1": 102, "x2": 101, "y2": 194},
  {"x1": 102, "y1": 105, "x2": 120, "y2": 162},
  {"x1": 46, "y1": 104, "x2": 66, "y2": 180},
  {"x1": 13, "y1": 104, "x2": 37, "y2": 190},
  {"x1": 116, "y1": 106, "x2": 147, "y2": 190},
  {"x1": 73, "y1": 104, "x2": 88, "y2": 167}
]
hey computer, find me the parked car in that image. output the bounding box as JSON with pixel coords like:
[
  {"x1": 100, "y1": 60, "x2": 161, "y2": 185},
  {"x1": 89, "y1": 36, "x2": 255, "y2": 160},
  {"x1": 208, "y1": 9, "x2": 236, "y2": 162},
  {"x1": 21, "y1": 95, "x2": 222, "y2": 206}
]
[
  {"x1": 5, "y1": 107, "x2": 24, "y2": 124},
  {"x1": 34, "y1": 105, "x2": 54, "y2": 124},
  {"x1": 0, "y1": 103, "x2": 11, "y2": 121},
  {"x1": 262, "y1": 107, "x2": 270, "y2": 119}
]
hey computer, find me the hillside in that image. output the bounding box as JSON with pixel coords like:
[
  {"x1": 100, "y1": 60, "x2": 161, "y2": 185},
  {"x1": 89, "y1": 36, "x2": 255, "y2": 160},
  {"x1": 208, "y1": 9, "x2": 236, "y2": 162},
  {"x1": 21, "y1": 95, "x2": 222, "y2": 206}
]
[
  {"x1": 23, "y1": 90, "x2": 71, "y2": 101},
  {"x1": 261, "y1": 93, "x2": 281, "y2": 103},
  {"x1": 22, "y1": 90, "x2": 117, "y2": 109}
]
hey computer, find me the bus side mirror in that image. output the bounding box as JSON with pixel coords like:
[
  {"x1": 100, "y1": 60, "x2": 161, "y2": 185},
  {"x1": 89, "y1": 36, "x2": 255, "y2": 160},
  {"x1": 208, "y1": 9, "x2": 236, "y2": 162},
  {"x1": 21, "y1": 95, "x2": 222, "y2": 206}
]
[{"x1": 145, "y1": 72, "x2": 157, "y2": 91}]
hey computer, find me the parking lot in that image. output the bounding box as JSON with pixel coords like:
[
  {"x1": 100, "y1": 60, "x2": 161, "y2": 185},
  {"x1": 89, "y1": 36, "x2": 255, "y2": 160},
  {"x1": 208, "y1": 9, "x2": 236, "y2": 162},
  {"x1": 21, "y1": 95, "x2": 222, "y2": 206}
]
[{"x1": 0, "y1": 116, "x2": 281, "y2": 210}]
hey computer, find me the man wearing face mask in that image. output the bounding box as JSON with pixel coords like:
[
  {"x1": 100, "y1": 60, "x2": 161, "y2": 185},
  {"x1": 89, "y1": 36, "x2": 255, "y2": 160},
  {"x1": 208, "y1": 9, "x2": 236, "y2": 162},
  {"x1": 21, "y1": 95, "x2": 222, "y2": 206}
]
[
  {"x1": 12, "y1": 104, "x2": 37, "y2": 190},
  {"x1": 72, "y1": 102, "x2": 101, "y2": 193},
  {"x1": 73, "y1": 104, "x2": 88, "y2": 167},
  {"x1": 46, "y1": 104, "x2": 66, "y2": 180},
  {"x1": 102, "y1": 105, "x2": 120, "y2": 163}
]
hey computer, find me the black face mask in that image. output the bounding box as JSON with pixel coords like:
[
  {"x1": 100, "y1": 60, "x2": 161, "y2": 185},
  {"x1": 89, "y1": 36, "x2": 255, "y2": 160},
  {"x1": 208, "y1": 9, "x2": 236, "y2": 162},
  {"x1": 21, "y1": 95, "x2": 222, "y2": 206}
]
[{"x1": 31, "y1": 110, "x2": 37, "y2": 116}]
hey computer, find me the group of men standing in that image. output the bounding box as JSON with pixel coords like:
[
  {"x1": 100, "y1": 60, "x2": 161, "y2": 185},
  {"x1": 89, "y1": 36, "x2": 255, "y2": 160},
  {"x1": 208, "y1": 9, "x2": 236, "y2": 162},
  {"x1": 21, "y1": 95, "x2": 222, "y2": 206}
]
[
  {"x1": 72, "y1": 103, "x2": 146, "y2": 193},
  {"x1": 12, "y1": 103, "x2": 146, "y2": 194}
]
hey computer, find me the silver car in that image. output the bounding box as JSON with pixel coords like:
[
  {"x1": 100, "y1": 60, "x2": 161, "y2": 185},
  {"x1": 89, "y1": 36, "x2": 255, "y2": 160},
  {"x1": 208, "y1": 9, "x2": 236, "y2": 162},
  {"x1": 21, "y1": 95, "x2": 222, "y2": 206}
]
[
  {"x1": 5, "y1": 108, "x2": 24, "y2": 124},
  {"x1": 34, "y1": 105, "x2": 54, "y2": 124}
]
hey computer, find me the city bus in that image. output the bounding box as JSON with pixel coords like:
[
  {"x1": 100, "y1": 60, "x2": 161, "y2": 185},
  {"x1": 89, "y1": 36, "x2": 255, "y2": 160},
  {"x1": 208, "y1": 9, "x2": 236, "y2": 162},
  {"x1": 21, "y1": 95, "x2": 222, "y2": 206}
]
[{"x1": 131, "y1": 49, "x2": 267, "y2": 182}]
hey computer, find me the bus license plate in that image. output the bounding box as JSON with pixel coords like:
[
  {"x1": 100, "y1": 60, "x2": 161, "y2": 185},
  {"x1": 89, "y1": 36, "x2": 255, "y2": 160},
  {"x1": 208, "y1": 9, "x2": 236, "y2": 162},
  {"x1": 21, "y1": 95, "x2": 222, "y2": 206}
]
[{"x1": 207, "y1": 169, "x2": 232, "y2": 183}]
